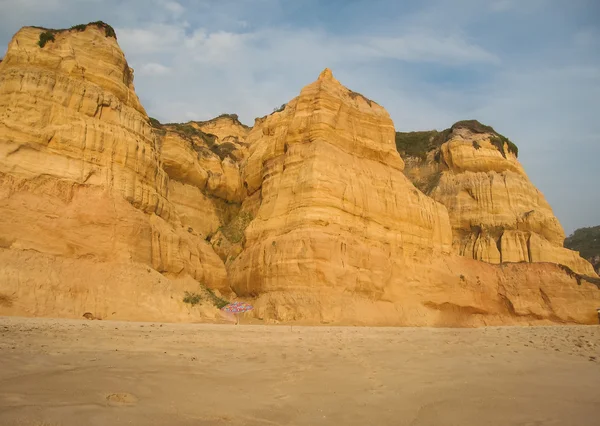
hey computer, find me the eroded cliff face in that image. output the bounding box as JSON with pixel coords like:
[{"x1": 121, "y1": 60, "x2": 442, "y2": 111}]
[
  {"x1": 398, "y1": 122, "x2": 596, "y2": 276},
  {"x1": 149, "y1": 115, "x2": 253, "y2": 263},
  {"x1": 228, "y1": 69, "x2": 453, "y2": 303},
  {"x1": 0, "y1": 25, "x2": 229, "y2": 320},
  {"x1": 155, "y1": 120, "x2": 247, "y2": 237},
  {"x1": 220, "y1": 71, "x2": 600, "y2": 325},
  {"x1": 1, "y1": 24, "x2": 598, "y2": 325}
]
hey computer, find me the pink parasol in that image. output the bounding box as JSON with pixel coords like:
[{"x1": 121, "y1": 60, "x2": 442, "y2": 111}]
[{"x1": 221, "y1": 301, "x2": 253, "y2": 314}]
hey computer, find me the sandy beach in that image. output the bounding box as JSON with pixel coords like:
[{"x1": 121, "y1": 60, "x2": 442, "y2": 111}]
[{"x1": 0, "y1": 317, "x2": 598, "y2": 426}]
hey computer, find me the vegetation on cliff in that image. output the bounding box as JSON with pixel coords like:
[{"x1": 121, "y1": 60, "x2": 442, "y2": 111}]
[
  {"x1": 149, "y1": 119, "x2": 241, "y2": 161},
  {"x1": 168, "y1": 123, "x2": 217, "y2": 145},
  {"x1": 196, "y1": 113, "x2": 251, "y2": 130},
  {"x1": 36, "y1": 21, "x2": 117, "y2": 47},
  {"x1": 395, "y1": 119, "x2": 518, "y2": 161},
  {"x1": 565, "y1": 226, "x2": 600, "y2": 273},
  {"x1": 394, "y1": 130, "x2": 448, "y2": 161},
  {"x1": 452, "y1": 120, "x2": 519, "y2": 158},
  {"x1": 183, "y1": 287, "x2": 229, "y2": 309},
  {"x1": 272, "y1": 104, "x2": 287, "y2": 113},
  {"x1": 348, "y1": 89, "x2": 376, "y2": 106},
  {"x1": 218, "y1": 211, "x2": 254, "y2": 244}
]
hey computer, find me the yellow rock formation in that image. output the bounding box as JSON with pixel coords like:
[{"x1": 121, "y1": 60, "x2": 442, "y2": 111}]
[
  {"x1": 227, "y1": 70, "x2": 599, "y2": 325},
  {"x1": 0, "y1": 24, "x2": 598, "y2": 325},
  {"x1": 0, "y1": 25, "x2": 229, "y2": 320},
  {"x1": 155, "y1": 116, "x2": 251, "y2": 255},
  {"x1": 401, "y1": 124, "x2": 596, "y2": 275},
  {"x1": 229, "y1": 68, "x2": 454, "y2": 298}
]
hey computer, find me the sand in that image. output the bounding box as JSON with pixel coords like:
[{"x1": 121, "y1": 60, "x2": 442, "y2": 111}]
[{"x1": 0, "y1": 317, "x2": 598, "y2": 426}]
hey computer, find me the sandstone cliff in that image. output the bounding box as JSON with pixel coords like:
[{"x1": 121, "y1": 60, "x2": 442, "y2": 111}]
[
  {"x1": 225, "y1": 70, "x2": 600, "y2": 325},
  {"x1": 397, "y1": 121, "x2": 596, "y2": 276},
  {"x1": 1, "y1": 23, "x2": 598, "y2": 326},
  {"x1": 0, "y1": 23, "x2": 229, "y2": 321},
  {"x1": 229, "y1": 69, "x2": 453, "y2": 301},
  {"x1": 149, "y1": 115, "x2": 253, "y2": 263}
]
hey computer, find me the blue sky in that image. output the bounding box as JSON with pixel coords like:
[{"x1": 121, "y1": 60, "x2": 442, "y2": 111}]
[{"x1": 0, "y1": 0, "x2": 598, "y2": 234}]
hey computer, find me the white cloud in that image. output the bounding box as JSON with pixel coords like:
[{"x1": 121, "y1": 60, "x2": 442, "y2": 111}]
[
  {"x1": 138, "y1": 62, "x2": 171, "y2": 75},
  {"x1": 117, "y1": 24, "x2": 498, "y2": 72},
  {"x1": 116, "y1": 24, "x2": 186, "y2": 53},
  {"x1": 362, "y1": 34, "x2": 499, "y2": 64},
  {"x1": 162, "y1": 0, "x2": 184, "y2": 16}
]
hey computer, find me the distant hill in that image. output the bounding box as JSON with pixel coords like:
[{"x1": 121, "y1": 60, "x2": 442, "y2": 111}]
[{"x1": 565, "y1": 226, "x2": 600, "y2": 274}]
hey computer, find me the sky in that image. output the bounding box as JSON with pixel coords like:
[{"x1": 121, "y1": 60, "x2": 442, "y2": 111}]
[{"x1": 0, "y1": 0, "x2": 598, "y2": 234}]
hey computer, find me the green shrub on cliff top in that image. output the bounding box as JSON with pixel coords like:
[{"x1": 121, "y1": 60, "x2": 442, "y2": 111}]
[
  {"x1": 452, "y1": 120, "x2": 518, "y2": 158},
  {"x1": 37, "y1": 21, "x2": 117, "y2": 48},
  {"x1": 149, "y1": 117, "x2": 162, "y2": 128},
  {"x1": 394, "y1": 130, "x2": 440, "y2": 161},
  {"x1": 395, "y1": 119, "x2": 518, "y2": 161},
  {"x1": 164, "y1": 123, "x2": 216, "y2": 143},
  {"x1": 38, "y1": 31, "x2": 55, "y2": 47}
]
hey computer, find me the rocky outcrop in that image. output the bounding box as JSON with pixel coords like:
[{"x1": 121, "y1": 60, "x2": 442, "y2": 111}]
[
  {"x1": 398, "y1": 121, "x2": 596, "y2": 276},
  {"x1": 225, "y1": 71, "x2": 599, "y2": 325},
  {"x1": 227, "y1": 68, "x2": 450, "y2": 306},
  {"x1": 1, "y1": 23, "x2": 598, "y2": 326},
  {"x1": 192, "y1": 114, "x2": 249, "y2": 139},
  {"x1": 149, "y1": 116, "x2": 252, "y2": 262},
  {"x1": 0, "y1": 24, "x2": 230, "y2": 320},
  {"x1": 155, "y1": 124, "x2": 242, "y2": 238},
  {"x1": 0, "y1": 26, "x2": 169, "y2": 217}
]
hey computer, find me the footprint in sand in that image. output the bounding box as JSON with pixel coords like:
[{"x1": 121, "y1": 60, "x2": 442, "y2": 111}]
[{"x1": 106, "y1": 392, "x2": 138, "y2": 406}]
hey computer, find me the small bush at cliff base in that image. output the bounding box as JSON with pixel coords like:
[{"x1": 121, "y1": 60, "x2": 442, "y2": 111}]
[
  {"x1": 38, "y1": 31, "x2": 55, "y2": 47},
  {"x1": 205, "y1": 287, "x2": 229, "y2": 309},
  {"x1": 184, "y1": 287, "x2": 230, "y2": 309},
  {"x1": 183, "y1": 291, "x2": 202, "y2": 306}
]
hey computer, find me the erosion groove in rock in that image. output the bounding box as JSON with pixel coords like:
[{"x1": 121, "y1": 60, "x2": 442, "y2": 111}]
[{"x1": 0, "y1": 25, "x2": 598, "y2": 325}]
